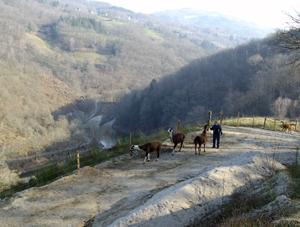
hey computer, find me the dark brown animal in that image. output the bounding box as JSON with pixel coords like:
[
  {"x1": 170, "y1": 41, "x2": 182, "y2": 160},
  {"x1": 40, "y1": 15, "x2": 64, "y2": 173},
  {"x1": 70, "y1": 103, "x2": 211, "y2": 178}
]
[
  {"x1": 130, "y1": 141, "x2": 161, "y2": 163},
  {"x1": 193, "y1": 124, "x2": 209, "y2": 155},
  {"x1": 168, "y1": 128, "x2": 185, "y2": 154},
  {"x1": 280, "y1": 121, "x2": 293, "y2": 133}
]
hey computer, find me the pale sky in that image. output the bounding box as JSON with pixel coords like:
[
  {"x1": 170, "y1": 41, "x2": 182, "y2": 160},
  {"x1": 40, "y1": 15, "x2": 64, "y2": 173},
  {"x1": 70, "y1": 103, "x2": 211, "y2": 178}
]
[{"x1": 97, "y1": 0, "x2": 300, "y2": 29}]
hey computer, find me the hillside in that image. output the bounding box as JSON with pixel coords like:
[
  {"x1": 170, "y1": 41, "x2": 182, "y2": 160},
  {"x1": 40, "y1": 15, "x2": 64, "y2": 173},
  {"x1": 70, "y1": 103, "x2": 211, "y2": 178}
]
[
  {"x1": 114, "y1": 35, "x2": 300, "y2": 133},
  {"x1": 0, "y1": 0, "x2": 236, "y2": 99},
  {"x1": 0, "y1": 0, "x2": 268, "y2": 158},
  {"x1": 154, "y1": 9, "x2": 270, "y2": 49},
  {"x1": 1, "y1": 1, "x2": 268, "y2": 99}
]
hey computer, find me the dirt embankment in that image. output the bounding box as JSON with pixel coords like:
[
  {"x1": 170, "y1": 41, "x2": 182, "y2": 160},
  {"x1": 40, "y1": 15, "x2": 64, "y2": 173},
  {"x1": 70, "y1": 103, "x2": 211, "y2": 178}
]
[{"x1": 0, "y1": 127, "x2": 299, "y2": 227}]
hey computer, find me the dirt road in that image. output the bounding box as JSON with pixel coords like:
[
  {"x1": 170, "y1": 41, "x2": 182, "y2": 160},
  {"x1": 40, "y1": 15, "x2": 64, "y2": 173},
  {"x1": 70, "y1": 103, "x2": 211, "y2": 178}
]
[{"x1": 0, "y1": 126, "x2": 299, "y2": 227}]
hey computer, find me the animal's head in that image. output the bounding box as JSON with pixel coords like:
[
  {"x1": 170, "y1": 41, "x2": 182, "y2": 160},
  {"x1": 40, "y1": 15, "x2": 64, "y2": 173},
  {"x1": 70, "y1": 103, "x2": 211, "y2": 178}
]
[
  {"x1": 204, "y1": 124, "x2": 209, "y2": 131},
  {"x1": 167, "y1": 128, "x2": 174, "y2": 138},
  {"x1": 129, "y1": 145, "x2": 139, "y2": 157}
]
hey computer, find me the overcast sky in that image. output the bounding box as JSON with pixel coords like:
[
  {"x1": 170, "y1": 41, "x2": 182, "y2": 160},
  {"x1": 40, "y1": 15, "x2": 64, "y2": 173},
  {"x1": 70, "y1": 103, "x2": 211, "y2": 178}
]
[{"x1": 96, "y1": 0, "x2": 300, "y2": 29}]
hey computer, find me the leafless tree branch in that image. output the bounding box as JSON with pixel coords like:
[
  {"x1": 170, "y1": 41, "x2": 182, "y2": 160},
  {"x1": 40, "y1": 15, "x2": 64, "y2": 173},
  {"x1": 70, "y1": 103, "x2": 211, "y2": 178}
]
[
  {"x1": 276, "y1": 13, "x2": 300, "y2": 65},
  {"x1": 277, "y1": 13, "x2": 300, "y2": 48}
]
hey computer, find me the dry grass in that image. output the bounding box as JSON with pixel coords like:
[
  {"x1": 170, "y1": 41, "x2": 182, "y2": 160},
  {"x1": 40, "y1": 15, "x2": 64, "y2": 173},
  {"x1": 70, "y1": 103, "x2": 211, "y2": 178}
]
[
  {"x1": 72, "y1": 51, "x2": 104, "y2": 64},
  {"x1": 0, "y1": 67, "x2": 77, "y2": 160},
  {"x1": 222, "y1": 117, "x2": 299, "y2": 132},
  {"x1": 0, "y1": 161, "x2": 19, "y2": 192},
  {"x1": 24, "y1": 33, "x2": 54, "y2": 55},
  {"x1": 217, "y1": 216, "x2": 275, "y2": 227},
  {"x1": 144, "y1": 28, "x2": 164, "y2": 42}
]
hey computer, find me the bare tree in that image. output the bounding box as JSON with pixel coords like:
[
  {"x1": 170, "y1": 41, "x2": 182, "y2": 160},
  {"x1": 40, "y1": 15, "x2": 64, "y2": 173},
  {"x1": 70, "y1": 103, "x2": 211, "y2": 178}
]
[
  {"x1": 278, "y1": 14, "x2": 300, "y2": 49},
  {"x1": 277, "y1": 13, "x2": 300, "y2": 65}
]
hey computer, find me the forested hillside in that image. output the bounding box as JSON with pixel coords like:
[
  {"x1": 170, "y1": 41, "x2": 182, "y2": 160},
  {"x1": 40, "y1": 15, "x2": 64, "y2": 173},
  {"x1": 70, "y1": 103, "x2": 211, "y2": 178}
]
[
  {"x1": 0, "y1": 0, "x2": 268, "y2": 101},
  {"x1": 114, "y1": 34, "x2": 300, "y2": 133},
  {"x1": 0, "y1": 0, "x2": 268, "y2": 157}
]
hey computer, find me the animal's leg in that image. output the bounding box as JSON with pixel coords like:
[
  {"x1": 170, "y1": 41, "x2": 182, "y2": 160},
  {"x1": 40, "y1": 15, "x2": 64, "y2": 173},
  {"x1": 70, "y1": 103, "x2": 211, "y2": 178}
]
[
  {"x1": 156, "y1": 150, "x2": 159, "y2": 161},
  {"x1": 172, "y1": 143, "x2": 177, "y2": 154},
  {"x1": 204, "y1": 143, "x2": 206, "y2": 152},
  {"x1": 195, "y1": 143, "x2": 197, "y2": 155},
  {"x1": 147, "y1": 153, "x2": 151, "y2": 161},
  {"x1": 179, "y1": 141, "x2": 183, "y2": 152},
  {"x1": 144, "y1": 152, "x2": 148, "y2": 163}
]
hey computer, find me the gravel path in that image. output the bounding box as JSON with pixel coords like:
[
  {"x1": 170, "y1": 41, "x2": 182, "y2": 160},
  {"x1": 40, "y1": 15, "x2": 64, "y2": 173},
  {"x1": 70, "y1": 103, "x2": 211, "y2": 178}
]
[{"x1": 0, "y1": 126, "x2": 299, "y2": 227}]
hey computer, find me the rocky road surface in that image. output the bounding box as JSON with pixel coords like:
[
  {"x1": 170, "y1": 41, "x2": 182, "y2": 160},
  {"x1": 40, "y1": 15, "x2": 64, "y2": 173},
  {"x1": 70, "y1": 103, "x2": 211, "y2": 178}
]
[{"x1": 0, "y1": 126, "x2": 299, "y2": 227}]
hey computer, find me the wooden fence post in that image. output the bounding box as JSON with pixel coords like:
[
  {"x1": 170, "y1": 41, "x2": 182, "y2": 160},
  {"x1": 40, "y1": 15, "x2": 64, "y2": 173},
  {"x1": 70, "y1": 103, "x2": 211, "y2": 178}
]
[
  {"x1": 295, "y1": 120, "x2": 298, "y2": 131},
  {"x1": 219, "y1": 111, "x2": 224, "y2": 125},
  {"x1": 236, "y1": 112, "x2": 240, "y2": 127},
  {"x1": 77, "y1": 151, "x2": 80, "y2": 174},
  {"x1": 273, "y1": 119, "x2": 277, "y2": 131},
  {"x1": 176, "y1": 120, "x2": 181, "y2": 132},
  {"x1": 252, "y1": 116, "x2": 255, "y2": 128},
  {"x1": 208, "y1": 111, "x2": 212, "y2": 127},
  {"x1": 263, "y1": 117, "x2": 267, "y2": 129},
  {"x1": 129, "y1": 132, "x2": 132, "y2": 145}
]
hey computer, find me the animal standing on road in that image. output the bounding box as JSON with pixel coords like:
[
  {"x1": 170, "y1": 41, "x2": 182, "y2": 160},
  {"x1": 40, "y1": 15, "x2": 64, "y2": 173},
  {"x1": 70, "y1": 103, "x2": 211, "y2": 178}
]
[
  {"x1": 130, "y1": 141, "x2": 161, "y2": 163},
  {"x1": 193, "y1": 124, "x2": 209, "y2": 155},
  {"x1": 168, "y1": 128, "x2": 185, "y2": 154}
]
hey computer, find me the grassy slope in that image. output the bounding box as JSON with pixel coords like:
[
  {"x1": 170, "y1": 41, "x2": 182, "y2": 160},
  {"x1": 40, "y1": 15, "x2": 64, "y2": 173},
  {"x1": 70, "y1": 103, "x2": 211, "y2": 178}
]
[{"x1": 0, "y1": 0, "x2": 189, "y2": 158}]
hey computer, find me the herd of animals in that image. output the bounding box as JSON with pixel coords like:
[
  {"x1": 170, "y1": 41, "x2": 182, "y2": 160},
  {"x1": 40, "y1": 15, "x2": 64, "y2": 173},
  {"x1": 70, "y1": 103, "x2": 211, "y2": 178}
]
[
  {"x1": 130, "y1": 124, "x2": 212, "y2": 163},
  {"x1": 129, "y1": 120, "x2": 298, "y2": 163}
]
